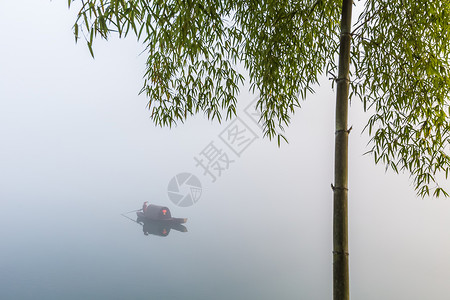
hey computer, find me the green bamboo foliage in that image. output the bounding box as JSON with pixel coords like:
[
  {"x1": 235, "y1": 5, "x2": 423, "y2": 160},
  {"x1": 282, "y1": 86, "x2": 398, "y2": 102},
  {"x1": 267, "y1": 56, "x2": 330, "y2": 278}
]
[
  {"x1": 68, "y1": 0, "x2": 341, "y2": 143},
  {"x1": 68, "y1": 0, "x2": 450, "y2": 196},
  {"x1": 351, "y1": 0, "x2": 450, "y2": 197}
]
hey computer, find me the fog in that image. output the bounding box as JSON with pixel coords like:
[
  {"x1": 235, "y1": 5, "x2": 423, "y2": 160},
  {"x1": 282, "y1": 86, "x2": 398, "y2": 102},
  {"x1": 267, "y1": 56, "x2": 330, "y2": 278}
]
[{"x1": 1, "y1": 1, "x2": 450, "y2": 299}]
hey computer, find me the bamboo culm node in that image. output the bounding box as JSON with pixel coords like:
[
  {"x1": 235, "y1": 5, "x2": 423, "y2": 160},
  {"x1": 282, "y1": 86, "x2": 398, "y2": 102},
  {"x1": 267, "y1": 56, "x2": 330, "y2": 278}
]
[
  {"x1": 333, "y1": 250, "x2": 350, "y2": 256},
  {"x1": 331, "y1": 184, "x2": 349, "y2": 191},
  {"x1": 335, "y1": 126, "x2": 353, "y2": 135}
]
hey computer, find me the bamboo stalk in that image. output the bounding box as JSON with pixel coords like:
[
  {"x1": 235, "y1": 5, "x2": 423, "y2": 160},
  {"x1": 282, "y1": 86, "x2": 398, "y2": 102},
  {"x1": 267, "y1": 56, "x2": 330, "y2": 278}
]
[{"x1": 333, "y1": 0, "x2": 353, "y2": 299}]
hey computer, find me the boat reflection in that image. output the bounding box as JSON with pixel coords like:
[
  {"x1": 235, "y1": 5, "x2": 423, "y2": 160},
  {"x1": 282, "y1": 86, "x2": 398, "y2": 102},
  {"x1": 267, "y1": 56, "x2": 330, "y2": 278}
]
[{"x1": 137, "y1": 217, "x2": 188, "y2": 237}]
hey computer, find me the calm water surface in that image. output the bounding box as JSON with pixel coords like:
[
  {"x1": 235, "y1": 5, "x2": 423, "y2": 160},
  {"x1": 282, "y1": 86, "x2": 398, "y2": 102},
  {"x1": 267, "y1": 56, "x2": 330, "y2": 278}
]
[{"x1": 0, "y1": 176, "x2": 331, "y2": 300}]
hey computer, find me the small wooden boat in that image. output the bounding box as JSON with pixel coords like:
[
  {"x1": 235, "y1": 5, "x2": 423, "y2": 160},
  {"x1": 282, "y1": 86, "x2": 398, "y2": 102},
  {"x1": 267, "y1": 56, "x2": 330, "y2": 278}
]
[{"x1": 136, "y1": 204, "x2": 187, "y2": 224}]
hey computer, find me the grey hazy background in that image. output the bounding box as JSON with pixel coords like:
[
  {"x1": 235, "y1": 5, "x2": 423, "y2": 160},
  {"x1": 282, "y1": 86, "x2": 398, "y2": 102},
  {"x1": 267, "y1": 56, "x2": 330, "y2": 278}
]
[{"x1": 1, "y1": 1, "x2": 450, "y2": 299}]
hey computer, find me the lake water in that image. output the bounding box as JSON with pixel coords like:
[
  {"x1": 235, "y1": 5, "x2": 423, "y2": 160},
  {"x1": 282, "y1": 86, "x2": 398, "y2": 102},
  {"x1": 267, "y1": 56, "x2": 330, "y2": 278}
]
[
  {"x1": 1, "y1": 186, "x2": 332, "y2": 299},
  {"x1": 0, "y1": 133, "x2": 334, "y2": 300}
]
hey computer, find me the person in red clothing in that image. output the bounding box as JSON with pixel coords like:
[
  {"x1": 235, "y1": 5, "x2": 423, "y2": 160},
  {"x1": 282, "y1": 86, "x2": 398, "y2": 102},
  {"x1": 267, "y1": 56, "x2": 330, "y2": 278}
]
[{"x1": 142, "y1": 201, "x2": 148, "y2": 214}]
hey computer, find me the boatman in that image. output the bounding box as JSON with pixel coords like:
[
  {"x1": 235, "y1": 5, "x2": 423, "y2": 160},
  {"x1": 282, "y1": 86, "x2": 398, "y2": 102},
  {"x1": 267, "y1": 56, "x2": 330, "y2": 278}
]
[{"x1": 142, "y1": 201, "x2": 148, "y2": 214}]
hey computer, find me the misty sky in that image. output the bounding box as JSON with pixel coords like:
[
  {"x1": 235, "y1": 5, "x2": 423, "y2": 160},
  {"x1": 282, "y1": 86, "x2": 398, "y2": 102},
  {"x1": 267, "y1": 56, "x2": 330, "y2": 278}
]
[{"x1": 2, "y1": 1, "x2": 450, "y2": 299}]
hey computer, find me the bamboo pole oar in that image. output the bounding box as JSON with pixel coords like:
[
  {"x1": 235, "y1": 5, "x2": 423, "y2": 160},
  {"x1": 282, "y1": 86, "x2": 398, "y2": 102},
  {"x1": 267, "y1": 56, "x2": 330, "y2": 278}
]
[
  {"x1": 123, "y1": 208, "x2": 142, "y2": 214},
  {"x1": 121, "y1": 213, "x2": 142, "y2": 225}
]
